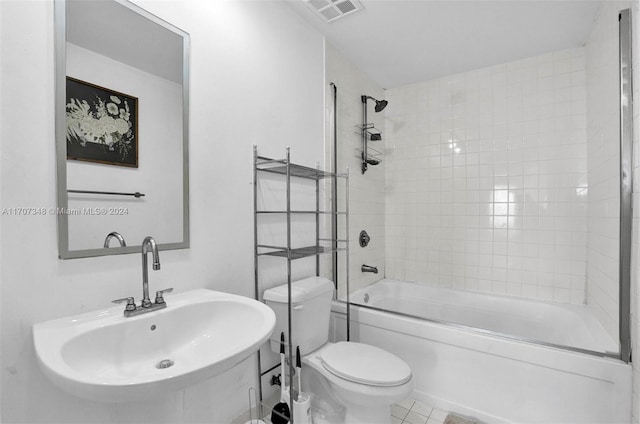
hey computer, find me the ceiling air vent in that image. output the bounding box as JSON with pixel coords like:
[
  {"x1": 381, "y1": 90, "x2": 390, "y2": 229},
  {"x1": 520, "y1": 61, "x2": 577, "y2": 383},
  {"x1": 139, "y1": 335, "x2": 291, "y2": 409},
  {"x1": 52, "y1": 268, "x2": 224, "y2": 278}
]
[{"x1": 305, "y1": 0, "x2": 364, "y2": 23}]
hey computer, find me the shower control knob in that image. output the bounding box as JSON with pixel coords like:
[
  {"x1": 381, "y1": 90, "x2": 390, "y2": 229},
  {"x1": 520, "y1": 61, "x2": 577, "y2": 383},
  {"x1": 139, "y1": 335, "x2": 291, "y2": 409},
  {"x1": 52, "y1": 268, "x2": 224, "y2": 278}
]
[{"x1": 359, "y1": 230, "x2": 371, "y2": 247}]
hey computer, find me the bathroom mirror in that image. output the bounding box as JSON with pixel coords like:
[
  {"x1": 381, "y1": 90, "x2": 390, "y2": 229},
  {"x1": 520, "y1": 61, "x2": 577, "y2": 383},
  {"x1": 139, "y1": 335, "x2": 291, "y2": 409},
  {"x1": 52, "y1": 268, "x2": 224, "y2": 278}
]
[{"x1": 54, "y1": 0, "x2": 190, "y2": 259}]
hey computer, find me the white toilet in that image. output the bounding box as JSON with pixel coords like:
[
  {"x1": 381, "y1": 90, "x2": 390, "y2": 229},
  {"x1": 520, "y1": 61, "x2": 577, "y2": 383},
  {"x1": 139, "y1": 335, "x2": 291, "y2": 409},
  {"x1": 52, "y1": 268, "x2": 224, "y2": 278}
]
[{"x1": 263, "y1": 277, "x2": 413, "y2": 424}]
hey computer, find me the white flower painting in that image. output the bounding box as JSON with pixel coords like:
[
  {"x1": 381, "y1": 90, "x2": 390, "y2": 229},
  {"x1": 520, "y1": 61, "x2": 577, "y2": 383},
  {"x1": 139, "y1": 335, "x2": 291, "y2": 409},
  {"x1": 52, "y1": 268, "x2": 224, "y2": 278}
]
[{"x1": 66, "y1": 77, "x2": 138, "y2": 167}]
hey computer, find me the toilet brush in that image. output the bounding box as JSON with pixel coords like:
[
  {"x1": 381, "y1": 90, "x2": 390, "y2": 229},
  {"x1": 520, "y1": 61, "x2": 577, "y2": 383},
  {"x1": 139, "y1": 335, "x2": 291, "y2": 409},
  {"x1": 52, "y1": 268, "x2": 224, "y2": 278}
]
[
  {"x1": 296, "y1": 346, "x2": 302, "y2": 400},
  {"x1": 271, "y1": 332, "x2": 290, "y2": 424},
  {"x1": 293, "y1": 345, "x2": 312, "y2": 424},
  {"x1": 279, "y1": 332, "x2": 287, "y2": 403}
]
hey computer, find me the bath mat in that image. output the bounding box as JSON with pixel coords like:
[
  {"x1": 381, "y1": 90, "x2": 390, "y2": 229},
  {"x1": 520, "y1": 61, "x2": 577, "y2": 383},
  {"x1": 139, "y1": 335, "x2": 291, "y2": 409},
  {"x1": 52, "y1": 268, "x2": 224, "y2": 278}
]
[{"x1": 443, "y1": 413, "x2": 481, "y2": 424}]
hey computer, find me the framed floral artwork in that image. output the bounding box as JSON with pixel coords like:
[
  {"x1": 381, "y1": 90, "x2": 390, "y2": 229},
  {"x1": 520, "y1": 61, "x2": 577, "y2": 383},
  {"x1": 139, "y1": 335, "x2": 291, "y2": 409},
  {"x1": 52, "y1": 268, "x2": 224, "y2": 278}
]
[{"x1": 65, "y1": 77, "x2": 138, "y2": 167}]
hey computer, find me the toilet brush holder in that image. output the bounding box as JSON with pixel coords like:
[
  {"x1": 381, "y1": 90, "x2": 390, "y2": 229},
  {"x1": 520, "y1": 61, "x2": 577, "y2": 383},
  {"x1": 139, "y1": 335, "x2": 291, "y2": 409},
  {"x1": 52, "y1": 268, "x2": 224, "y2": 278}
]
[
  {"x1": 293, "y1": 392, "x2": 312, "y2": 424},
  {"x1": 243, "y1": 387, "x2": 266, "y2": 424}
]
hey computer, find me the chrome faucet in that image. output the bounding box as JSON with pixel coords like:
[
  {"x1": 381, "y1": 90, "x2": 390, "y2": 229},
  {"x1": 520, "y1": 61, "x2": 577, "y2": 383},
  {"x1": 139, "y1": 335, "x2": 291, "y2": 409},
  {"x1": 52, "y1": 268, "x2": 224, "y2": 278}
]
[
  {"x1": 112, "y1": 236, "x2": 173, "y2": 317},
  {"x1": 361, "y1": 264, "x2": 379, "y2": 274},
  {"x1": 141, "y1": 236, "x2": 161, "y2": 307},
  {"x1": 104, "y1": 231, "x2": 126, "y2": 248}
]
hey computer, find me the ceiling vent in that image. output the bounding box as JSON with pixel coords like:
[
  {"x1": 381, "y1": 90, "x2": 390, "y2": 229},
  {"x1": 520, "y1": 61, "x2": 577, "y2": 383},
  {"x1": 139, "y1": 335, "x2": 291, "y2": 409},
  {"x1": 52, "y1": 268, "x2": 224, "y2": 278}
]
[{"x1": 304, "y1": 0, "x2": 364, "y2": 23}]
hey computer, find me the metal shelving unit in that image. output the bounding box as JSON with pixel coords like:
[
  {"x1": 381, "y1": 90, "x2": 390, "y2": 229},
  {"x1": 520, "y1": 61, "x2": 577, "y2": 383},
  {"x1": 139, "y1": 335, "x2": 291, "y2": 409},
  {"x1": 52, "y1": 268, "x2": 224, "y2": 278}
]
[{"x1": 253, "y1": 146, "x2": 349, "y2": 422}]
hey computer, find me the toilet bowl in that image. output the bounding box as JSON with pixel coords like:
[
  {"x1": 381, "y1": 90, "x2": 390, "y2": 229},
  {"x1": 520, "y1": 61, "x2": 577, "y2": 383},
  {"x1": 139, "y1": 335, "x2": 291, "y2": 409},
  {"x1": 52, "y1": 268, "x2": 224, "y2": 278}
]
[
  {"x1": 303, "y1": 342, "x2": 413, "y2": 424},
  {"x1": 263, "y1": 277, "x2": 414, "y2": 424}
]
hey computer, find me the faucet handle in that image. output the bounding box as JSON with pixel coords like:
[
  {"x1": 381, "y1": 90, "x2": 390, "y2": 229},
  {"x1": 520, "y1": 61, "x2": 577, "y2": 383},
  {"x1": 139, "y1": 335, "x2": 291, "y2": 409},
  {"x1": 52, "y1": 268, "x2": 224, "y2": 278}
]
[
  {"x1": 155, "y1": 288, "x2": 173, "y2": 305},
  {"x1": 112, "y1": 296, "x2": 136, "y2": 311}
]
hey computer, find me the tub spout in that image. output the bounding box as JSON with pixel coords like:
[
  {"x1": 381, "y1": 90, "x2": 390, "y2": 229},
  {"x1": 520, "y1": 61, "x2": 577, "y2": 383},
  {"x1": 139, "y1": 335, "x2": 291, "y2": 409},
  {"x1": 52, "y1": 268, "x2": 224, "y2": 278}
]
[{"x1": 361, "y1": 264, "x2": 378, "y2": 274}]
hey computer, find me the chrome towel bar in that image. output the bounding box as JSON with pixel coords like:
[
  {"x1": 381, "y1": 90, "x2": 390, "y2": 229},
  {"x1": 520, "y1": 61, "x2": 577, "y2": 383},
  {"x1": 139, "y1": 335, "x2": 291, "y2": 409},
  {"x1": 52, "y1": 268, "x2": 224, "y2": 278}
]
[{"x1": 68, "y1": 189, "x2": 145, "y2": 198}]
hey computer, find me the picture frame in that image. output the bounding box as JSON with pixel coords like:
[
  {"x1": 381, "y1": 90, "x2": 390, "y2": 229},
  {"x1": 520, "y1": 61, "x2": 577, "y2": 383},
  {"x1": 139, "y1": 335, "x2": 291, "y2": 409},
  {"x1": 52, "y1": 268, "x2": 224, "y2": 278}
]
[{"x1": 65, "y1": 77, "x2": 138, "y2": 167}]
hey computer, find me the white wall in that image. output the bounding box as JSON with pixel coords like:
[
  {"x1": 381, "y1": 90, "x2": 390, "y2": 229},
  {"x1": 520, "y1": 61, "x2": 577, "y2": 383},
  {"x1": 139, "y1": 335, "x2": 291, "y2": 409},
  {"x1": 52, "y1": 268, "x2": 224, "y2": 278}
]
[
  {"x1": 0, "y1": 1, "x2": 324, "y2": 422},
  {"x1": 384, "y1": 48, "x2": 589, "y2": 304},
  {"x1": 324, "y1": 43, "x2": 386, "y2": 298},
  {"x1": 66, "y1": 43, "x2": 184, "y2": 250}
]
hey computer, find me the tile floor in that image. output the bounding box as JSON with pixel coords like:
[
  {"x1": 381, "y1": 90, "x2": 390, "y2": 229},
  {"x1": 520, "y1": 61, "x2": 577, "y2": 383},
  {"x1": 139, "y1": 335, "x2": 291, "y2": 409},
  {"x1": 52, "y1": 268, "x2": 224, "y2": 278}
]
[
  {"x1": 231, "y1": 395, "x2": 457, "y2": 424},
  {"x1": 392, "y1": 398, "x2": 449, "y2": 424}
]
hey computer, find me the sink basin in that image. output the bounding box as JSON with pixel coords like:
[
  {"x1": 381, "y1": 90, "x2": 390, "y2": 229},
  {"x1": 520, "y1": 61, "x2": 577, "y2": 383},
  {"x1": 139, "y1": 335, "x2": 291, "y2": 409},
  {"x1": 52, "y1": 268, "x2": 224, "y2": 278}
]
[{"x1": 33, "y1": 289, "x2": 275, "y2": 402}]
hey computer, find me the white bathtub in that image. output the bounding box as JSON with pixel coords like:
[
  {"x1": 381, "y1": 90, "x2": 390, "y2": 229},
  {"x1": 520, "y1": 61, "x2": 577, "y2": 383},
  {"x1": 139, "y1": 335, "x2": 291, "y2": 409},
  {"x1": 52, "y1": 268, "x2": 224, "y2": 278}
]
[
  {"x1": 350, "y1": 279, "x2": 618, "y2": 353},
  {"x1": 330, "y1": 279, "x2": 632, "y2": 423}
]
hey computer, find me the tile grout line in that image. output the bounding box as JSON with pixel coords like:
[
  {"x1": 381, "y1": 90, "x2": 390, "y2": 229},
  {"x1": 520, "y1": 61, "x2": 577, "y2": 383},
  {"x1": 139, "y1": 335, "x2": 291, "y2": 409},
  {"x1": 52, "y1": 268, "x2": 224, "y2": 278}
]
[{"x1": 398, "y1": 398, "x2": 448, "y2": 424}]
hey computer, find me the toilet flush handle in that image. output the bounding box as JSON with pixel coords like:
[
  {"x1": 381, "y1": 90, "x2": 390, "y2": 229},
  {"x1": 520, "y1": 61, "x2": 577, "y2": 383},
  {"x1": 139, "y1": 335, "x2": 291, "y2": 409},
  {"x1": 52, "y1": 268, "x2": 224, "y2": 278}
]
[{"x1": 294, "y1": 305, "x2": 304, "y2": 310}]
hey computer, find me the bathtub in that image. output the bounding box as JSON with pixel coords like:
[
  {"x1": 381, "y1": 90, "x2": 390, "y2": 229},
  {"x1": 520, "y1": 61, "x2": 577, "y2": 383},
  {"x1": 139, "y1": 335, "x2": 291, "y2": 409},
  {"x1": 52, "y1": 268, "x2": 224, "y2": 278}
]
[
  {"x1": 349, "y1": 279, "x2": 618, "y2": 353},
  {"x1": 330, "y1": 279, "x2": 632, "y2": 424}
]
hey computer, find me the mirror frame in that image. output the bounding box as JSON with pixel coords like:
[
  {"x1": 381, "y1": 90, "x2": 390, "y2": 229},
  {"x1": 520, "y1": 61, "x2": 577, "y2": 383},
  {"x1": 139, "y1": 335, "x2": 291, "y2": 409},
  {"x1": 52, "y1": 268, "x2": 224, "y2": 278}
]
[{"x1": 54, "y1": 0, "x2": 190, "y2": 259}]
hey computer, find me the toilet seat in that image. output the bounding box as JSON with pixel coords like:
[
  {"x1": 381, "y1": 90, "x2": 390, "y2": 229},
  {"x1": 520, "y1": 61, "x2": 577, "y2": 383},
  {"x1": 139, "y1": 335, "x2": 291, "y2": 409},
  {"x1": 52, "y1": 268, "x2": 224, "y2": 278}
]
[{"x1": 320, "y1": 342, "x2": 412, "y2": 387}]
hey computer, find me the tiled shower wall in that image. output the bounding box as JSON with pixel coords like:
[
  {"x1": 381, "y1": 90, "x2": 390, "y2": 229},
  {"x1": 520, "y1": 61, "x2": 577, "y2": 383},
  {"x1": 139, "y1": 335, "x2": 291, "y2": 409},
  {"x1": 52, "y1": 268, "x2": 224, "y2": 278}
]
[
  {"x1": 384, "y1": 48, "x2": 589, "y2": 304},
  {"x1": 585, "y1": 0, "x2": 626, "y2": 347},
  {"x1": 325, "y1": 43, "x2": 386, "y2": 298}
]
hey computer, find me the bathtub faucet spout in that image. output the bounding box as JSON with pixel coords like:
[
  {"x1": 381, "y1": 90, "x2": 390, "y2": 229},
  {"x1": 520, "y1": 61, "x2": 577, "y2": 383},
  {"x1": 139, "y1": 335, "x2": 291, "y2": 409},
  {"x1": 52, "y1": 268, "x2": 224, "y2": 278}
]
[{"x1": 361, "y1": 264, "x2": 378, "y2": 274}]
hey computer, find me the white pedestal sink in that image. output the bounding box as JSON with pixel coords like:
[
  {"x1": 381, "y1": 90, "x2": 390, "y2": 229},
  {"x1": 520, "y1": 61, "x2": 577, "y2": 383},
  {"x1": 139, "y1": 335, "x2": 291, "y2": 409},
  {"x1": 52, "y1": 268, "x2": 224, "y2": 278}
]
[{"x1": 33, "y1": 289, "x2": 275, "y2": 402}]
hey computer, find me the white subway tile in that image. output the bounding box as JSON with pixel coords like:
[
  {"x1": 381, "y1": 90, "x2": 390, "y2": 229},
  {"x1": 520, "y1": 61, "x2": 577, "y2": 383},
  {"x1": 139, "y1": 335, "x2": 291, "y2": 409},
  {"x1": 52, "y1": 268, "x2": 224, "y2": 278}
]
[{"x1": 382, "y1": 47, "x2": 589, "y2": 304}]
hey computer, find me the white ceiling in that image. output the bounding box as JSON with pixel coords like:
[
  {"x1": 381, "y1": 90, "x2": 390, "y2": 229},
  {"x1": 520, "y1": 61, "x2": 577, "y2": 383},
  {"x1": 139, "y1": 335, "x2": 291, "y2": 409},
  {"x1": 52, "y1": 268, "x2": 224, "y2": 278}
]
[
  {"x1": 285, "y1": 0, "x2": 604, "y2": 89},
  {"x1": 67, "y1": 0, "x2": 184, "y2": 84}
]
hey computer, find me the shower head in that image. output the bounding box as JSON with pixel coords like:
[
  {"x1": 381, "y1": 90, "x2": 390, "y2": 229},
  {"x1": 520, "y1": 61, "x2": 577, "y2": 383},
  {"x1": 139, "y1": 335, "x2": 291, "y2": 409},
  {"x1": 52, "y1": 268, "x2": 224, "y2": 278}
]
[
  {"x1": 362, "y1": 95, "x2": 388, "y2": 112},
  {"x1": 374, "y1": 99, "x2": 388, "y2": 112}
]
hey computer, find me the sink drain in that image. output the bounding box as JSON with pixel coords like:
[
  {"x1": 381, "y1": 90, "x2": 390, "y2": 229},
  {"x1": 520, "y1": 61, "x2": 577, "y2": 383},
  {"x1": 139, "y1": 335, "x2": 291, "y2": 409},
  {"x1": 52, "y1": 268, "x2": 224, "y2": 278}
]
[{"x1": 156, "y1": 359, "x2": 174, "y2": 369}]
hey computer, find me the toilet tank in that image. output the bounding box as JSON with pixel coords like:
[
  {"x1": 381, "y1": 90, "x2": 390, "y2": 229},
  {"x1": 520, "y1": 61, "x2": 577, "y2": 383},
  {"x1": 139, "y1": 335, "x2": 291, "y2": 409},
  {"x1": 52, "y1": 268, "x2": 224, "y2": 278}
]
[{"x1": 263, "y1": 276, "x2": 334, "y2": 356}]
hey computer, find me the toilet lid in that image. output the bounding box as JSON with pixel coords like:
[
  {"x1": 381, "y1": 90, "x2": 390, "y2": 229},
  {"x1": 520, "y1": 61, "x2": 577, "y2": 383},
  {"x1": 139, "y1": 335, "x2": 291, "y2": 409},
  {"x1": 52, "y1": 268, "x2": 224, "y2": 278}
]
[{"x1": 320, "y1": 342, "x2": 411, "y2": 387}]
